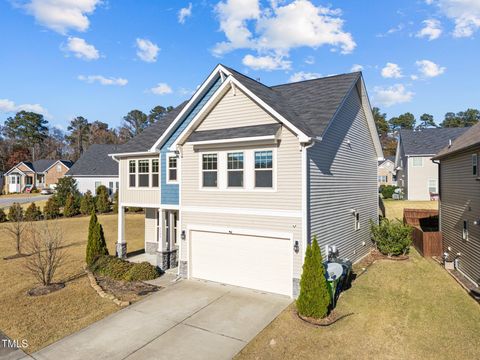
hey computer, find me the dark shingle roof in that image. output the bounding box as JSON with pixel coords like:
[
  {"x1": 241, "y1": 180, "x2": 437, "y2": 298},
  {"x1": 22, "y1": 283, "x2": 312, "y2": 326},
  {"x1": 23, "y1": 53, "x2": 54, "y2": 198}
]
[
  {"x1": 399, "y1": 128, "x2": 470, "y2": 156},
  {"x1": 378, "y1": 156, "x2": 395, "y2": 165},
  {"x1": 21, "y1": 159, "x2": 73, "y2": 173},
  {"x1": 433, "y1": 122, "x2": 480, "y2": 159},
  {"x1": 188, "y1": 124, "x2": 281, "y2": 143},
  {"x1": 66, "y1": 144, "x2": 120, "y2": 176}
]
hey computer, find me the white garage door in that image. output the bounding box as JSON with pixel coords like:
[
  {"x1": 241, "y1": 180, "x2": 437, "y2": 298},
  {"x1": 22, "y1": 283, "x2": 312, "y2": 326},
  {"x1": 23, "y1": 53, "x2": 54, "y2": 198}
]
[{"x1": 190, "y1": 230, "x2": 292, "y2": 296}]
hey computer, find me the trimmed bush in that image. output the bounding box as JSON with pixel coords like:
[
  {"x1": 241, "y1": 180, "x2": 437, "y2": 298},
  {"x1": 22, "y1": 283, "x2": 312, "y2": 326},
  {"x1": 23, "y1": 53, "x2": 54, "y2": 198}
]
[
  {"x1": 85, "y1": 212, "x2": 109, "y2": 265},
  {"x1": 112, "y1": 190, "x2": 119, "y2": 214},
  {"x1": 95, "y1": 185, "x2": 111, "y2": 213},
  {"x1": 125, "y1": 262, "x2": 160, "y2": 281},
  {"x1": 43, "y1": 197, "x2": 60, "y2": 219},
  {"x1": 371, "y1": 218, "x2": 412, "y2": 256},
  {"x1": 54, "y1": 177, "x2": 80, "y2": 207},
  {"x1": 80, "y1": 191, "x2": 95, "y2": 215},
  {"x1": 25, "y1": 202, "x2": 42, "y2": 221},
  {"x1": 0, "y1": 208, "x2": 7, "y2": 223},
  {"x1": 90, "y1": 256, "x2": 160, "y2": 281},
  {"x1": 63, "y1": 193, "x2": 79, "y2": 217},
  {"x1": 379, "y1": 185, "x2": 398, "y2": 199},
  {"x1": 8, "y1": 203, "x2": 24, "y2": 222},
  {"x1": 296, "y1": 236, "x2": 331, "y2": 319}
]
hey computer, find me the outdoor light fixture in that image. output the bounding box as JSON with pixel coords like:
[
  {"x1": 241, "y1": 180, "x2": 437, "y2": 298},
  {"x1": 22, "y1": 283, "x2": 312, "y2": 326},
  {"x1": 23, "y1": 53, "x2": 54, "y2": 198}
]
[
  {"x1": 181, "y1": 230, "x2": 186, "y2": 241},
  {"x1": 294, "y1": 241, "x2": 299, "y2": 253}
]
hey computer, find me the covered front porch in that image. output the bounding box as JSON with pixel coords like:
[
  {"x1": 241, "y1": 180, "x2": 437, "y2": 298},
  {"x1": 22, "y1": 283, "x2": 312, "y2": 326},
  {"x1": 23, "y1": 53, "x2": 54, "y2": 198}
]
[{"x1": 117, "y1": 206, "x2": 180, "y2": 272}]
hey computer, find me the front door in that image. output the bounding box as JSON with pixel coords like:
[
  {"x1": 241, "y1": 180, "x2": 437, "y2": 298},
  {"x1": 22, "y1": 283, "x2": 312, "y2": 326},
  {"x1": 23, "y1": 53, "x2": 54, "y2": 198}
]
[{"x1": 9, "y1": 175, "x2": 21, "y2": 193}]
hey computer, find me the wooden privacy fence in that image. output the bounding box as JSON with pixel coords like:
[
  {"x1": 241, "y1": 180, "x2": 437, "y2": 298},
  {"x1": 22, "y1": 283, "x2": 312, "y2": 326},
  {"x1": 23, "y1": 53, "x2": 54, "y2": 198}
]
[{"x1": 404, "y1": 208, "x2": 443, "y2": 257}]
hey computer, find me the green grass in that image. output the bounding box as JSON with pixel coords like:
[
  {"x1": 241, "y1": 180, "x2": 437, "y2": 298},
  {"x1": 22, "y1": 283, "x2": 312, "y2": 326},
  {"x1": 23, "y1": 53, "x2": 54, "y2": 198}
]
[
  {"x1": 236, "y1": 250, "x2": 480, "y2": 360},
  {"x1": 383, "y1": 200, "x2": 438, "y2": 220}
]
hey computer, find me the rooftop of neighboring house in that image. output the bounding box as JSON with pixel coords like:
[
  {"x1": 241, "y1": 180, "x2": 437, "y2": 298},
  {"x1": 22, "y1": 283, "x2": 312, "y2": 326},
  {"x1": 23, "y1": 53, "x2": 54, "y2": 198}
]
[
  {"x1": 113, "y1": 65, "x2": 366, "y2": 154},
  {"x1": 8, "y1": 159, "x2": 73, "y2": 174},
  {"x1": 433, "y1": 122, "x2": 480, "y2": 160},
  {"x1": 66, "y1": 144, "x2": 121, "y2": 176},
  {"x1": 378, "y1": 156, "x2": 395, "y2": 166},
  {"x1": 399, "y1": 127, "x2": 470, "y2": 156}
]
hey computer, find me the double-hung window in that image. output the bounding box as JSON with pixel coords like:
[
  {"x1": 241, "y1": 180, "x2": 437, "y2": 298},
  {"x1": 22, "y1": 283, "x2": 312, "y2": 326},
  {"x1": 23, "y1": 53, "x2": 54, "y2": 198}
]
[
  {"x1": 412, "y1": 157, "x2": 423, "y2": 167},
  {"x1": 472, "y1": 154, "x2": 478, "y2": 176},
  {"x1": 168, "y1": 156, "x2": 177, "y2": 183},
  {"x1": 227, "y1": 152, "x2": 244, "y2": 187},
  {"x1": 254, "y1": 151, "x2": 273, "y2": 188},
  {"x1": 138, "y1": 160, "x2": 149, "y2": 187},
  {"x1": 202, "y1": 154, "x2": 217, "y2": 187},
  {"x1": 428, "y1": 179, "x2": 438, "y2": 194},
  {"x1": 129, "y1": 160, "x2": 136, "y2": 187},
  {"x1": 152, "y1": 159, "x2": 159, "y2": 187}
]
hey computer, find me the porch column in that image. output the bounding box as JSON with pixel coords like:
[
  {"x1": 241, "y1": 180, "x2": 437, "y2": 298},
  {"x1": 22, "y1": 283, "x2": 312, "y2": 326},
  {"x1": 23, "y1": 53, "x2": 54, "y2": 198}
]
[
  {"x1": 156, "y1": 209, "x2": 170, "y2": 270},
  {"x1": 116, "y1": 205, "x2": 127, "y2": 258}
]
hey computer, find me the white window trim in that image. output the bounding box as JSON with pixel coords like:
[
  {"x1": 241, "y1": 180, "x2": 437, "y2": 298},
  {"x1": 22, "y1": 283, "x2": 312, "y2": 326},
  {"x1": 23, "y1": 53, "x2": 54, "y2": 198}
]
[
  {"x1": 472, "y1": 153, "x2": 478, "y2": 176},
  {"x1": 152, "y1": 158, "x2": 160, "y2": 188},
  {"x1": 227, "y1": 151, "x2": 245, "y2": 189},
  {"x1": 198, "y1": 147, "x2": 277, "y2": 192},
  {"x1": 412, "y1": 157, "x2": 424, "y2": 167},
  {"x1": 427, "y1": 178, "x2": 438, "y2": 194},
  {"x1": 166, "y1": 154, "x2": 179, "y2": 184},
  {"x1": 127, "y1": 158, "x2": 159, "y2": 190}
]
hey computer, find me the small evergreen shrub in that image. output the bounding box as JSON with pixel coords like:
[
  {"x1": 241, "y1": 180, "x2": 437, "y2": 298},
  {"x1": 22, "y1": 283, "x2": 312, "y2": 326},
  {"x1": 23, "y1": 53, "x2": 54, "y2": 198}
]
[
  {"x1": 124, "y1": 262, "x2": 160, "y2": 281},
  {"x1": 296, "y1": 236, "x2": 331, "y2": 319},
  {"x1": 370, "y1": 218, "x2": 412, "y2": 256},
  {"x1": 43, "y1": 197, "x2": 60, "y2": 219},
  {"x1": 85, "y1": 212, "x2": 109, "y2": 265},
  {"x1": 8, "y1": 203, "x2": 24, "y2": 222},
  {"x1": 95, "y1": 185, "x2": 111, "y2": 213},
  {"x1": 80, "y1": 191, "x2": 95, "y2": 215},
  {"x1": 379, "y1": 185, "x2": 398, "y2": 199},
  {"x1": 54, "y1": 177, "x2": 80, "y2": 207},
  {"x1": 112, "y1": 190, "x2": 119, "y2": 214},
  {"x1": 25, "y1": 202, "x2": 42, "y2": 221},
  {"x1": 63, "y1": 193, "x2": 79, "y2": 217},
  {"x1": 90, "y1": 256, "x2": 160, "y2": 281},
  {"x1": 0, "y1": 208, "x2": 7, "y2": 223}
]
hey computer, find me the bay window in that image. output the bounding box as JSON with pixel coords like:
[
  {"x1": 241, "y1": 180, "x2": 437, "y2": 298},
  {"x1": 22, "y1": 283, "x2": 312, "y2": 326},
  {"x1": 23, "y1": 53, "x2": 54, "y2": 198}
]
[
  {"x1": 255, "y1": 151, "x2": 273, "y2": 188},
  {"x1": 202, "y1": 154, "x2": 217, "y2": 187},
  {"x1": 227, "y1": 152, "x2": 244, "y2": 187}
]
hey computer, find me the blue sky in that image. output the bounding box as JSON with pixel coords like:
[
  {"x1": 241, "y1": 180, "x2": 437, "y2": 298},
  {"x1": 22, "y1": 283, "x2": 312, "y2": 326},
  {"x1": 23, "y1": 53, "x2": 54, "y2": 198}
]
[{"x1": 1, "y1": 0, "x2": 479, "y2": 131}]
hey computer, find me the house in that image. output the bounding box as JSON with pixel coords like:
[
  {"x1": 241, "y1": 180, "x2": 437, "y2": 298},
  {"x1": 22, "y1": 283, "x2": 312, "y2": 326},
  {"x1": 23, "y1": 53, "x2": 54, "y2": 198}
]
[
  {"x1": 66, "y1": 144, "x2": 120, "y2": 195},
  {"x1": 378, "y1": 156, "x2": 396, "y2": 187},
  {"x1": 432, "y1": 122, "x2": 480, "y2": 286},
  {"x1": 3, "y1": 159, "x2": 73, "y2": 194},
  {"x1": 395, "y1": 128, "x2": 468, "y2": 200},
  {"x1": 111, "y1": 64, "x2": 383, "y2": 298}
]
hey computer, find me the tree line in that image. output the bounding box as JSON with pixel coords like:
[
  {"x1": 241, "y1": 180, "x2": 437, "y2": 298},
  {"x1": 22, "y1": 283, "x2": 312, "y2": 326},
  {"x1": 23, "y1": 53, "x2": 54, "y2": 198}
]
[
  {"x1": 373, "y1": 108, "x2": 480, "y2": 156},
  {"x1": 0, "y1": 105, "x2": 173, "y2": 172}
]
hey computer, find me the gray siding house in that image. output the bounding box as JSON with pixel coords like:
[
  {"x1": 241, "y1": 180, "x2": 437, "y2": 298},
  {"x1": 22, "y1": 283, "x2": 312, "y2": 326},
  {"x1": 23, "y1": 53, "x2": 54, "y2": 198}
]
[
  {"x1": 433, "y1": 123, "x2": 480, "y2": 285},
  {"x1": 112, "y1": 64, "x2": 383, "y2": 298}
]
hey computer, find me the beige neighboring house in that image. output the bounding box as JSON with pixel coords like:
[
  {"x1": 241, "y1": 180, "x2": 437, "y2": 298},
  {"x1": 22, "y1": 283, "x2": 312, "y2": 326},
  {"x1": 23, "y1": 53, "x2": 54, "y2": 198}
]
[
  {"x1": 3, "y1": 159, "x2": 73, "y2": 194},
  {"x1": 378, "y1": 156, "x2": 396, "y2": 186},
  {"x1": 395, "y1": 128, "x2": 469, "y2": 200},
  {"x1": 111, "y1": 64, "x2": 383, "y2": 298},
  {"x1": 433, "y1": 122, "x2": 480, "y2": 285}
]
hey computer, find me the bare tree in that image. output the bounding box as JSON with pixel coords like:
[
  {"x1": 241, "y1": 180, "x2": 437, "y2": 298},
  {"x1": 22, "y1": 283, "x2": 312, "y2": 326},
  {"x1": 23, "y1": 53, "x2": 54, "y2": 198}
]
[
  {"x1": 5, "y1": 204, "x2": 26, "y2": 256},
  {"x1": 24, "y1": 221, "x2": 66, "y2": 287}
]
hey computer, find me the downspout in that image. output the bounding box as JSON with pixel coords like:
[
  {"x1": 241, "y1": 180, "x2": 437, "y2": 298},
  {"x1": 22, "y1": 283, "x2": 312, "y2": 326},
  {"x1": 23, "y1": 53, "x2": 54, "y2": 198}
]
[{"x1": 301, "y1": 138, "x2": 316, "y2": 265}]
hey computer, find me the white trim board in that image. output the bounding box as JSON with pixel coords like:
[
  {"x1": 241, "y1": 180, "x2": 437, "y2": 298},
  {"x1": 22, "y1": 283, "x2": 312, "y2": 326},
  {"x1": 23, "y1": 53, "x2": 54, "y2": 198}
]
[{"x1": 182, "y1": 205, "x2": 302, "y2": 218}]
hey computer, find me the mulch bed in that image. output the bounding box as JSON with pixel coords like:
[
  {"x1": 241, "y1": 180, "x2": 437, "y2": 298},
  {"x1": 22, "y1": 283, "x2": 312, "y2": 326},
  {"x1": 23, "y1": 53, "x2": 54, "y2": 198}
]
[
  {"x1": 27, "y1": 283, "x2": 65, "y2": 296},
  {"x1": 296, "y1": 309, "x2": 353, "y2": 327},
  {"x1": 95, "y1": 275, "x2": 160, "y2": 303}
]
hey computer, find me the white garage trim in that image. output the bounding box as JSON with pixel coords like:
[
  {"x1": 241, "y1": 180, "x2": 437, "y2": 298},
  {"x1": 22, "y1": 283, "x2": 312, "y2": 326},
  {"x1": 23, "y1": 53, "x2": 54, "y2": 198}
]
[
  {"x1": 186, "y1": 224, "x2": 294, "y2": 297},
  {"x1": 182, "y1": 206, "x2": 301, "y2": 218}
]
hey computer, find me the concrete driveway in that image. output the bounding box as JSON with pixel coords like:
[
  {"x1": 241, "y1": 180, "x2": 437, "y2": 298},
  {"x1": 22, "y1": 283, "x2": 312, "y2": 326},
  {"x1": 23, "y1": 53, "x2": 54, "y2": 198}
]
[
  {"x1": 0, "y1": 195, "x2": 50, "y2": 209},
  {"x1": 33, "y1": 280, "x2": 291, "y2": 360}
]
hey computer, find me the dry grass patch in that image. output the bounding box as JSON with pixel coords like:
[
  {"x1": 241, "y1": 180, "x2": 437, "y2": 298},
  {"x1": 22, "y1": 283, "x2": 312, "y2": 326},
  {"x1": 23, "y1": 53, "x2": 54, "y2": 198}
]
[
  {"x1": 0, "y1": 213, "x2": 145, "y2": 353},
  {"x1": 383, "y1": 200, "x2": 438, "y2": 220},
  {"x1": 236, "y1": 250, "x2": 480, "y2": 360}
]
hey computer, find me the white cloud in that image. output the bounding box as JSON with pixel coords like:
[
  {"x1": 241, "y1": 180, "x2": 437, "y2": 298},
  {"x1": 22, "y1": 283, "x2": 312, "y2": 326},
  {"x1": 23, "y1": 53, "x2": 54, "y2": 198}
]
[
  {"x1": 0, "y1": 98, "x2": 51, "y2": 118},
  {"x1": 429, "y1": 0, "x2": 480, "y2": 37},
  {"x1": 242, "y1": 54, "x2": 291, "y2": 71},
  {"x1": 381, "y1": 62, "x2": 403, "y2": 78},
  {"x1": 289, "y1": 71, "x2": 321, "y2": 82},
  {"x1": 150, "y1": 83, "x2": 173, "y2": 95},
  {"x1": 64, "y1": 37, "x2": 100, "y2": 60},
  {"x1": 373, "y1": 84, "x2": 414, "y2": 107},
  {"x1": 136, "y1": 38, "x2": 160, "y2": 63},
  {"x1": 304, "y1": 56, "x2": 315, "y2": 64},
  {"x1": 213, "y1": 0, "x2": 355, "y2": 69},
  {"x1": 416, "y1": 19, "x2": 442, "y2": 40},
  {"x1": 178, "y1": 3, "x2": 192, "y2": 24},
  {"x1": 415, "y1": 59, "x2": 446, "y2": 77},
  {"x1": 411, "y1": 74, "x2": 419, "y2": 80},
  {"x1": 350, "y1": 64, "x2": 363, "y2": 72},
  {"x1": 377, "y1": 23, "x2": 405, "y2": 37},
  {"x1": 78, "y1": 75, "x2": 128, "y2": 86},
  {"x1": 22, "y1": 0, "x2": 101, "y2": 34}
]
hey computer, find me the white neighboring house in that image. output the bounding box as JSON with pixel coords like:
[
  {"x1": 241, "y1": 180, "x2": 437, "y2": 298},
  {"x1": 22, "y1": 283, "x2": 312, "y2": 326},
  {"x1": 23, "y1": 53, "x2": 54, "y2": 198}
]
[{"x1": 66, "y1": 144, "x2": 120, "y2": 195}]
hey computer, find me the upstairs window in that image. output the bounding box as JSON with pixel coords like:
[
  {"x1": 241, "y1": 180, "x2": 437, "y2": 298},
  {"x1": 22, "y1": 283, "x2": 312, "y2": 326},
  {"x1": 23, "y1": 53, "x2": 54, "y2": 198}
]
[
  {"x1": 428, "y1": 179, "x2": 438, "y2": 194},
  {"x1": 412, "y1": 157, "x2": 423, "y2": 167},
  {"x1": 227, "y1": 152, "x2": 244, "y2": 187},
  {"x1": 472, "y1": 154, "x2": 478, "y2": 176},
  {"x1": 152, "y1": 159, "x2": 159, "y2": 187},
  {"x1": 129, "y1": 160, "x2": 136, "y2": 187},
  {"x1": 168, "y1": 156, "x2": 178, "y2": 183},
  {"x1": 255, "y1": 151, "x2": 273, "y2": 188},
  {"x1": 138, "y1": 160, "x2": 149, "y2": 187},
  {"x1": 202, "y1": 154, "x2": 217, "y2": 187},
  {"x1": 56, "y1": 164, "x2": 62, "y2": 173}
]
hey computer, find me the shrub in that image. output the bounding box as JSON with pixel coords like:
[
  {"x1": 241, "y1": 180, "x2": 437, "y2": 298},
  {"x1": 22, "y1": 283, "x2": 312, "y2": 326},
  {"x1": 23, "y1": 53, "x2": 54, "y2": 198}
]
[
  {"x1": 379, "y1": 185, "x2": 398, "y2": 199},
  {"x1": 0, "y1": 208, "x2": 7, "y2": 223},
  {"x1": 124, "y1": 262, "x2": 160, "y2": 281},
  {"x1": 25, "y1": 202, "x2": 42, "y2": 221},
  {"x1": 371, "y1": 218, "x2": 412, "y2": 256},
  {"x1": 85, "y1": 212, "x2": 109, "y2": 265},
  {"x1": 8, "y1": 203, "x2": 24, "y2": 222},
  {"x1": 127, "y1": 207, "x2": 143, "y2": 213},
  {"x1": 54, "y1": 177, "x2": 80, "y2": 207},
  {"x1": 95, "y1": 185, "x2": 111, "y2": 214},
  {"x1": 112, "y1": 190, "x2": 119, "y2": 214},
  {"x1": 63, "y1": 193, "x2": 79, "y2": 217},
  {"x1": 80, "y1": 191, "x2": 95, "y2": 215},
  {"x1": 43, "y1": 197, "x2": 60, "y2": 220},
  {"x1": 296, "y1": 236, "x2": 331, "y2": 319}
]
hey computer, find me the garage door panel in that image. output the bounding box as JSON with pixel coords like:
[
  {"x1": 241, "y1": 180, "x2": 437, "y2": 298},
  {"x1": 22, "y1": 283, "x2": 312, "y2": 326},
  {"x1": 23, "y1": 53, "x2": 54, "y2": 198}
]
[{"x1": 190, "y1": 230, "x2": 291, "y2": 296}]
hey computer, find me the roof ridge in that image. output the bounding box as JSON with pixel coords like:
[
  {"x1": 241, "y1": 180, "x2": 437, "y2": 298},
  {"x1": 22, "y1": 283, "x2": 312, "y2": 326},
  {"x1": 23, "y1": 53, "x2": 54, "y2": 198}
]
[{"x1": 272, "y1": 71, "x2": 361, "y2": 88}]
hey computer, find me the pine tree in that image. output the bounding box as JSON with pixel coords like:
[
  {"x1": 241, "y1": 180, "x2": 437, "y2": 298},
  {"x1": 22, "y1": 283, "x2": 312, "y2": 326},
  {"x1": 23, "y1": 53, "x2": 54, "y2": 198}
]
[
  {"x1": 85, "y1": 211, "x2": 109, "y2": 265},
  {"x1": 8, "y1": 202, "x2": 24, "y2": 222},
  {"x1": 0, "y1": 208, "x2": 7, "y2": 223},
  {"x1": 95, "y1": 185, "x2": 111, "y2": 213},
  {"x1": 43, "y1": 197, "x2": 60, "y2": 219},
  {"x1": 25, "y1": 202, "x2": 42, "y2": 221},
  {"x1": 80, "y1": 190, "x2": 95, "y2": 215},
  {"x1": 63, "y1": 193, "x2": 78, "y2": 217},
  {"x1": 296, "y1": 236, "x2": 331, "y2": 319}
]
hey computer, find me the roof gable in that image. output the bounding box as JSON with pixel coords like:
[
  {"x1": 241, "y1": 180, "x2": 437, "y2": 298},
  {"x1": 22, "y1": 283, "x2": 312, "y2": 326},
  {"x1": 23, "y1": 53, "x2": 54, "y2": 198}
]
[{"x1": 433, "y1": 122, "x2": 480, "y2": 159}]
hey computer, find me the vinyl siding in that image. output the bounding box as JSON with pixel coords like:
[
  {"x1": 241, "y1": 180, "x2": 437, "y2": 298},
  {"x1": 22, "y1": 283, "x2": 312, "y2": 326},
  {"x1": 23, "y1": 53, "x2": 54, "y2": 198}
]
[
  {"x1": 119, "y1": 156, "x2": 160, "y2": 206},
  {"x1": 308, "y1": 87, "x2": 377, "y2": 262},
  {"x1": 73, "y1": 176, "x2": 119, "y2": 195},
  {"x1": 406, "y1": 156, "x2": 438, "y2": 200},
  {"x1": 440, "y1": 147, "x2": 480, "y2": 284}
]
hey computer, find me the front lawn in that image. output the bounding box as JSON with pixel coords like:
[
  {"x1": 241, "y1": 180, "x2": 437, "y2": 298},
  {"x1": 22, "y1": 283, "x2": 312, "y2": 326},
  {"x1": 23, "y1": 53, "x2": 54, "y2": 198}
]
[
  {"x1": 0, "y1": 213, "x2": 145, "y2": 353},
  {"x1": 383, "y1": 199, "x2": 438, "y2": 220},
  {"x1": 236, "y1": 250, "x2": 480, "y2": 360}
]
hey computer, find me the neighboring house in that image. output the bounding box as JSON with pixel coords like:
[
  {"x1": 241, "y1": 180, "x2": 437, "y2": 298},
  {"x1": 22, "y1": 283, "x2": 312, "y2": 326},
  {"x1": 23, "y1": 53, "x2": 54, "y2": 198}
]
[
  {"x1": 378, "y1": 156, "x2": 396, "y2": 186},
  {"x1": 432, "y1": 122, "x2": 480, "y2": 286},
  {"x1": 395, "y1": 128, "x2": 468, "y2": 200},
  {"x1": 111, "y1": 64, "x2": 383, "y2": 298},
  {"x1": 66, "y1": 144, "x2": 120, "y2": 195},
  {"x1": 3, "y1": 159, "x2": 73, "y2": 194}
]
